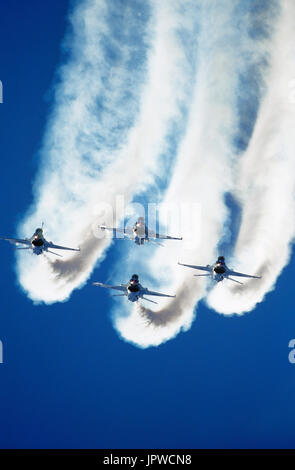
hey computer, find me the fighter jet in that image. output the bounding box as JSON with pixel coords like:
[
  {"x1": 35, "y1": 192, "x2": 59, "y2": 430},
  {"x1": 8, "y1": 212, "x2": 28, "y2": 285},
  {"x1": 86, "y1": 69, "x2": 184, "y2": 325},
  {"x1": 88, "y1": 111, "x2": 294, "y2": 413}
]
[
  {"x1": 99, "y1": 217, "x2": 182, "y2": 245},
  {"x1": 178, "y1": 256, "x2": 261, "y2": 284},
  {"x1": 93, "y1": 274, "x2": 176, "y2": 304},
  {"x1": 0, "y1": 225, "x2": 80, "y2": 257}
]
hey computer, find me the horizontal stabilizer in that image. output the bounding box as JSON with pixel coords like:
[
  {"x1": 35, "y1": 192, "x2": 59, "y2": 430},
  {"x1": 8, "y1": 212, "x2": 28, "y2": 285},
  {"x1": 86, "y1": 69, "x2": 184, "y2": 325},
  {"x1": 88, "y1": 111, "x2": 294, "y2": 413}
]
[
  {"x1": 47, "y1": 250, "x2": 63, "y2": 257},
  {"x1": 227, "y1": 277, "x2": 243, "y2": 284},
  {"x1": 142, "y1": 297, "x2": 158, "y2": 304},
  {"x1": 193, "y1": 274, "x2": 210, "y2": 277}
]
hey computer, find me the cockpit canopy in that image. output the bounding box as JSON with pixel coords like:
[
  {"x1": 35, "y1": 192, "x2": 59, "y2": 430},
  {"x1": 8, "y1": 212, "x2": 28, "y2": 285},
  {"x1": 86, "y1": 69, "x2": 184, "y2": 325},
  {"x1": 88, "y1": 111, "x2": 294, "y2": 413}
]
[
  {"x1": 128, "y1": 284, "x2": 140, "y2": 293},
  {"x1": 128, "y1": 274, "x2": 139, "y2": 291},
  {"x1": 214, "y1": 265, "x2": 226, "y2": 274},
  {"x1": 32, "y1": 238, "x2": 44, "y2": 247},
  {"x1": 217, "y1": 256, "x2": 225, "y2": 262}
]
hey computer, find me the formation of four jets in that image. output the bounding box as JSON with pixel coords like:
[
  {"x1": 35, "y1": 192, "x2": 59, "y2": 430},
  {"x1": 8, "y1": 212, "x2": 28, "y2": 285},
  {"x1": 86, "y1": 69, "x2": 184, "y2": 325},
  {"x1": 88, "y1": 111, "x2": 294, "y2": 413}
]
[{"x1": 1, "y1": 217, "x2": 261, "y2": 304}]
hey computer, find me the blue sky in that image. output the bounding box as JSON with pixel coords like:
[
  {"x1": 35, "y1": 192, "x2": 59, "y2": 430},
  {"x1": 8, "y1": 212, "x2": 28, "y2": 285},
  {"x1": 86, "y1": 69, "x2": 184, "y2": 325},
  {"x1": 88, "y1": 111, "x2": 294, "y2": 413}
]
[{"x1": 0, "y1": 0, "x2": 294, "y2": 449}]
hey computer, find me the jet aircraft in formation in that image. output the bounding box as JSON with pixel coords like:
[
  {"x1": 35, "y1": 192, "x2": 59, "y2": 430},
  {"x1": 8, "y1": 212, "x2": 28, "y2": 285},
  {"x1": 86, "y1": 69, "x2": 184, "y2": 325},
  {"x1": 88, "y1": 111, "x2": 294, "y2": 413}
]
[
  {"x1": 1, "y1": 218, "x2": 261, "y2": 304},
  {"x1": 0, "y1": 225, "x2": 80, "y2": 257},
  {"x1": 178, "y1": 256, "x2": 261, "y2": 284},
  {"x1": 93, "y1": 274, "x2": 175, "y2": 304},
  {"x1": 100, "y1": 217, "x2": 182, "y2": 245}
]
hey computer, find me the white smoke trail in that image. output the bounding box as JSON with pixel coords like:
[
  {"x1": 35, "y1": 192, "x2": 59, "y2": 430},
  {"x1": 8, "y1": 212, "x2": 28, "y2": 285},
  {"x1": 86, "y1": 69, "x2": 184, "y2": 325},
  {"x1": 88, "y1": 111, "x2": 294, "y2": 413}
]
[
  {"x1": 207, "y1": 0, "x2": 295, "y2": 314},
  {"x1": 16, "y1": 0, "x2": 199, "y2": 303},
  {"x1": 114, "y1": 0, "x2": 271, "y2": 347},
  {"x1": 15, "y1": 0, "x2": 290, "y2": 348}
]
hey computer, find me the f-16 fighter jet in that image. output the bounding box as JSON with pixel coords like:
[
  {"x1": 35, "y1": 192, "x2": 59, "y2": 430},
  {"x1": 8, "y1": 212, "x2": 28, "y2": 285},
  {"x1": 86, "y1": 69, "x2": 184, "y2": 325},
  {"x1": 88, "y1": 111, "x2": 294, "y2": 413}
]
[
  {"x1": 178, "y1": 256, "x2": 261, "y2": 285},
  {"x1": 99, "y1": 217, "x2": 182, "y2": 245},
  {"x1": 0, "y1": 225, "x2": 80, "y2": 257},
  {"x1": 93, "y1": 274, "x2": 176, "y2": 304}
]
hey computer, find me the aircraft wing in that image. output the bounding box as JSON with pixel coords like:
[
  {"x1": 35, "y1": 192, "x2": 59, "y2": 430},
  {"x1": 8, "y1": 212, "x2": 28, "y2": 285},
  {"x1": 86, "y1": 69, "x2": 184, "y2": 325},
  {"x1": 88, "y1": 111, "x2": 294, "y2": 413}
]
[
  {"x1": 92, "y1": 282, "x2": 126, "y2": 292},
  {"x1": 99, "y1": 226, "x2": 133, "y2": 237},
  {"x1": 46, "y1": 242, "x2": 80, "y2": 252},
  {"x1": 143, "y1": 289, "x2": 176, "y2": 298},
  {"x1": 148, "y1": 230, "x2": 182, "y2": 240},
  {"x1": 178, "y1": 262, "x2": 211, "y2": 272},
  {"x1": 0, "y1": 237, "x2": 31, "y2": 247},
  {"x1": 226, "y1": 270, "x2": 261, "y2": 279}
]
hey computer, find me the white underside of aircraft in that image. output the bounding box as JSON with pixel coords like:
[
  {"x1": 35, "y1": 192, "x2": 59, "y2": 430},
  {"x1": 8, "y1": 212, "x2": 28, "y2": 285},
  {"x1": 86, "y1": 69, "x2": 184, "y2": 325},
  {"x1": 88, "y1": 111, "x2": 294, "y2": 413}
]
[
  {"x1": 100, "y1": 217, "x2": 182, "y2": 246},
  {"x1": 93, "y1": 274, "x2": 176, "y2": 304},
  {"x1": 0, "y1": 227, "x2": 80, "y2": 257},
  {"x1": 178, "y1": 256, "x2": 261, "y2": 284}
]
